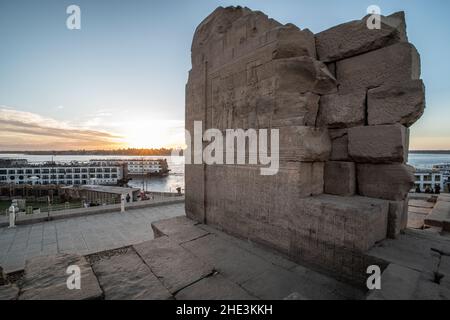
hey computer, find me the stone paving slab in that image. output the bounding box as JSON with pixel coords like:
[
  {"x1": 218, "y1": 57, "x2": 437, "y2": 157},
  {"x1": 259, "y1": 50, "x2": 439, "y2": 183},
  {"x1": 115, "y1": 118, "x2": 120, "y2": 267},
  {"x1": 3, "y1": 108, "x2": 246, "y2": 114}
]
[
  {"x1": 175, "y1": 273, "x2": 257, "y2": 300},
  {"x1": 368, "y1": 229, "x2": 450, "y2": 272},
  {"x1": 367, "y1": 263, "x2": 421, "y2": 300},
  {"x1": 134, "y1": 237, "x2": 214, "y2": 294},
  {"x1": 181, "y1": 233, "x2": 278, "y2": 285},
  {"x1": 19, "y1": 253, "x2": 102, "y2": 300},
  {"x1": 197, "y1": 224, "x2": 298, "y2": 271},
  {"x1": 90, "y1": 248, "x2": 172, "y2": 300}
]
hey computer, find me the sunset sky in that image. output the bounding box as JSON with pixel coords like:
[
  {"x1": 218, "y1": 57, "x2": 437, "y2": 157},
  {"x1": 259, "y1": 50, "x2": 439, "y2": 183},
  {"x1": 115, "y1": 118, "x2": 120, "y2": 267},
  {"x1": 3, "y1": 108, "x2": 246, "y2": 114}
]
[{"x1": 1, "y1": 0, "x2": 449, "y2": 150}]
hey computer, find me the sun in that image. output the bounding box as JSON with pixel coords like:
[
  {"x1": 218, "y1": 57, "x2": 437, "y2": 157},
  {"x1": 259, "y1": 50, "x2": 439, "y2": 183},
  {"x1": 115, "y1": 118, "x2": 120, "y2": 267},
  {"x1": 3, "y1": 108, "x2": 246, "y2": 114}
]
[{"x1": 122, "y1": 120, "x2": 185, "y2": 149}]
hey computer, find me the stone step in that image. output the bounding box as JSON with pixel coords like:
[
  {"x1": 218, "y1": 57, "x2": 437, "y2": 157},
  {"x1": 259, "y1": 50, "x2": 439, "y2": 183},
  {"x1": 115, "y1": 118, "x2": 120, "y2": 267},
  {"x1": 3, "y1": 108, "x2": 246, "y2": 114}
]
[
  {"x1": 425, "y1": 200, "x2": 450, "y2": 231},
  {"x1": 133, "y1": 236, "x2": 214, "y2": 294},
  {"x1": 151, "y1": 216, "x2": 209, "y2": 244},
  {"x1": 19, "y1": 253, "x2": 103, "y2": 300},
  {"x1": 90, "y1": 248, "x2": 172, "y2": 300}
]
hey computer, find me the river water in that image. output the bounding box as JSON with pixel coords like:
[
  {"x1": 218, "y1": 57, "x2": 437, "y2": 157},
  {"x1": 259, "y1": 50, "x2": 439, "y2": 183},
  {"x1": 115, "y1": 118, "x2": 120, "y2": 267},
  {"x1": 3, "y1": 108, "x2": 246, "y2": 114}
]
[{"x1": 1, "y1": 153, "x2": 449, "y2": 192}]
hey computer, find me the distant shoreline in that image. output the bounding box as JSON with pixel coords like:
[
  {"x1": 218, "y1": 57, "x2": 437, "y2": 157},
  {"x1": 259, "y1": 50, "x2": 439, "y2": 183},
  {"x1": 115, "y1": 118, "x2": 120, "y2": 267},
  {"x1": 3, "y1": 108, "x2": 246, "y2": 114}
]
[
  {"x1": 0, "y1": 150, "x2": 448, "y2": 156},
  {"x1": 0, "y1": 149, "x2": 181, "y2": 156},
  {"x1": 409, "y1": 150, "x2": 450, "y2": 154}
]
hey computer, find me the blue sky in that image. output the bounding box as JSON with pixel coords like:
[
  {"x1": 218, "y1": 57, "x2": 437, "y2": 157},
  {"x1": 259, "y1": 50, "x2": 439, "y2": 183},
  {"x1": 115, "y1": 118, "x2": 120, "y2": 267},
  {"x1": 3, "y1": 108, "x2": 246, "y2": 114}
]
[{"x1": 0, "y1": 0, "x2": 449, "y2": 149}]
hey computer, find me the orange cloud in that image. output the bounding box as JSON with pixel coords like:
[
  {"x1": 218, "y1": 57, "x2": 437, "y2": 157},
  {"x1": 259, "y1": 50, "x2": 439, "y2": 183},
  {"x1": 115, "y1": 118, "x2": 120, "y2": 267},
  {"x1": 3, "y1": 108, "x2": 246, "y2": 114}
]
[{"x1": 0, "y1": 107, "x2": 126, "y2": 150}]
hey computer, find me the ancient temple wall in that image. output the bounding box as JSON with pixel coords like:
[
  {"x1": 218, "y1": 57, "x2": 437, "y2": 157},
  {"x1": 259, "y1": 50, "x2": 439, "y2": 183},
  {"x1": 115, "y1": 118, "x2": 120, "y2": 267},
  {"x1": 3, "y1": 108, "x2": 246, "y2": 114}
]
[{"x1": 185, "y1": 6, "x2": 425, "y2": 283}]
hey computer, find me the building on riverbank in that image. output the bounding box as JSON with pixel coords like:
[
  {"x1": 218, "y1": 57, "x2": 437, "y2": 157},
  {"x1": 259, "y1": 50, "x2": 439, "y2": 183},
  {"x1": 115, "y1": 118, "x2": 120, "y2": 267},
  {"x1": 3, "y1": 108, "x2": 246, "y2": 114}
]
[
  {"x1": 414, "y1": 169, "x2": 445, "y2": 192},
  {"x1": 0, "y1": 159, "x2": 126, "y2": 186}
]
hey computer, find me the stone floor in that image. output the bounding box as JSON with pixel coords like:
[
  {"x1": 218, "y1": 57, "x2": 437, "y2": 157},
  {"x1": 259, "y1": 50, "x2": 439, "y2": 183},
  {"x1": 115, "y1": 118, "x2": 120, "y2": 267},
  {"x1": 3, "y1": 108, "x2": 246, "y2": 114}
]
[
  {"x1": 0, "y1": 203, "x2": 184, "y2": 272},
  {"x1": 0, "y1": 215, "x2": 367, "y2": 300}
]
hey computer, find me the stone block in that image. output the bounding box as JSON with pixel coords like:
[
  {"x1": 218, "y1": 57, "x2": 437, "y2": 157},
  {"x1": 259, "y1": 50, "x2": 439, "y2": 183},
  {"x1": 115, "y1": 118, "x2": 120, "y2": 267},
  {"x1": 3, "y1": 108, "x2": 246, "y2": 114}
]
[
  {"x1": 151, "y1": 216, "x2": 209, "y2": 244},
  {"x1": 270, "y1": 92, "x2": 320, "y2": 128},
  {"x1": 0, "y1": 266, "x2": 5, "y2": 286},
  {"x1": 368, "y1": 80, "x2": 426, "y2": 127},
  {"x1": 290, "y1": 195, "x2": 389, "y2": 253},
  {"x1": 274, "y1": 57, "x2": 337, "y2": 95},
  {"x1": 271, "y1": 24, "x2": 316, "y2": 59},
  {"x1": 0, "y1": 284, "x2": 19, "y2": 300},
  {"x1": 91, "y1": 249, "x2": 172, "y2": 300},
  {"x1": 316, "y1": 11, "x2": 407, "y2": 62},
  {"x1": 387, "y1": 200, "x2": 408, "y2": 239},
  {"x1": 203, "y1": 162, "x2": 324, "y2": 254},
  {"x1": 336, "y1": 42, "x2": 420, "y2": 94},
  {"x1": 329, "y1": 129, "x2": 349, "y2": 161},
  {"x1": 324, "y1": 161, "x2": 356, "y2": 196},
  {"x1": 348, "y1": 124, "x2": 409, "y2": 163},
  {"x1": 317, "y1": 91, "x2": 366, "y2": 128},
  {"x1": 357, "y1": 164, "x2": 415, "y2": 201},
  {"x1": 185, "y1": 164, "x2": 205, "y2": 223},
  {"x1": 424, "y1": 200, "x2": 450, "y2": 229},
  {"x1": 19, "y1": 254, "x2": 103, "y2": 300},
  {"x1": 279, "y1": 126, "x2": 331, "y2": 162},
  {"x1": 133, "y1": 237, "x2": 214, "y2": 294}
]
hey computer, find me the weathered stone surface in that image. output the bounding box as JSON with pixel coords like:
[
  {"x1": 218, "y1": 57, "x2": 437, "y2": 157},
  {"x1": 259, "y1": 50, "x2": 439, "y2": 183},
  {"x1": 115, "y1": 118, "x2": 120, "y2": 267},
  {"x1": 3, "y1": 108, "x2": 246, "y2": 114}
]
[
  {"x1": 368, "y1": 80, "x2": 426, "y2": 127},
  {"x1": 133, "y1": 237, "x2": 214, "y2": 294},
  {"x1": 186, "y1": 6, "x2": 425, "y2": 285},
  {"x1": 203, "y1": 162, "x2": 324, "y2": 254},
  {"x1": 357, "y1": 164, "x2": 415, "y2": 201},
  {"x1": 316, "y1": 12, "x2": 407, "y2": 62},
  {"x1": 19, "y1": 254, "x2": 103, "y2": 300},
  {"x1": 271, "y1": 24, "x2": 316, "y2": 59},
  {"x1": 0, "y1": 284, "x2": 19, "y2": 300},
  {"x1": 291, "y1": 195, "x2": 389, "y2": 253},
  {"x1": 91, "y1": 249, "x2": 172, "y2": 300},
  {"x1": 274, "y1": 57, "x2": 337, "y2": 95},
  {"x1": 317, "y1": 91, "x2": 366, "y2": 128},
  {"x1": 151, "y1": 216, "x2": 209, "y2": 244},
  {"x1": 279, "y1": 126, "x2": 331, "y2": 161},
  {"x1": 270, "y1": 92, "x2": 320, "y2": 128},
  {"x1": 348, "y1": 124, "x2": 409, "y2": 163},
  {"x1": 367, "y1": 263, "x2": 421, "y2": 300},
  {"x1": 240, "y1": 264, "x2": 351, "y2": 300},
  {"x1": 387, "y1": 200, "x2": 408, "y2": 239},
  {"x1": 175, "y1": 273, "x2": 257, "y2": 300},
  {"x1": 336, "y1": 42, "x2": 420, "y2": 94},
  {"x1": 329, "y1": 129, "x2": 349, "y2": 161},
  {"x1": 324, "y1": 161, "x2": 356, "y2": 196},
  {"x1": 185, "y1": 164, "x2": 205, "y2": 223},
  {"x1": 0, "y1": 266, "x2": 5, "y2": 286},
  {"x1": 424, "y1": 201, "x2": 450, "y2": 229},
  {"x1": 181, "y1": 233, "x2": 278, "y2": 285}
]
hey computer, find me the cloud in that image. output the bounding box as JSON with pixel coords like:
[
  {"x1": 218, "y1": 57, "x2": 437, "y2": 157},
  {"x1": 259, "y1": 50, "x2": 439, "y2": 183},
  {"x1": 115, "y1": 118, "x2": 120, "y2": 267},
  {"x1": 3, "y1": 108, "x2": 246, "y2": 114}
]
[{"x1": 0, "y1": 107, "x2": 126, "y2": 150}]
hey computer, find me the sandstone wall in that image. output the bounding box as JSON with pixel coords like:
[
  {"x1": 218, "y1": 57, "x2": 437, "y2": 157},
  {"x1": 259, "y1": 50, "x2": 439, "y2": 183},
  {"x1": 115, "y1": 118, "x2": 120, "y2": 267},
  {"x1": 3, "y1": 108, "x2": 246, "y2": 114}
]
[{"x1": 185, "y1": 6, "x2": 425, "y2": 283}]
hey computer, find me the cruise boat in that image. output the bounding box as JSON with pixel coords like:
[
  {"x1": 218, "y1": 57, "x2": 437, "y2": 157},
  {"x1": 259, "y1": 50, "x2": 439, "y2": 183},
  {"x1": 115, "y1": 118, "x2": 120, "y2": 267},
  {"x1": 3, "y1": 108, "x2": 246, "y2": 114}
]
[{"x1": 89, "y1": 158, "x2": 170, "y2": 177}]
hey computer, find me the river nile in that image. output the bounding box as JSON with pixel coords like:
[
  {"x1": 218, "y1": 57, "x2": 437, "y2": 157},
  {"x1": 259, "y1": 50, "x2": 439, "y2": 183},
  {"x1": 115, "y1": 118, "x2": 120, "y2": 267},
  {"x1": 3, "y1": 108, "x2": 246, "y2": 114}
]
[{"x1": 1, "y1": 153, "x2": 450, "y2": 192}]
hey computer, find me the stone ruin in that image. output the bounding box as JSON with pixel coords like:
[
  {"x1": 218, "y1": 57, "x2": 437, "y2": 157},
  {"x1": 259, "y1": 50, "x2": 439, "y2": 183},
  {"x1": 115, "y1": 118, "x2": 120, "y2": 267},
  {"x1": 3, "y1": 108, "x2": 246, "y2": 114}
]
[{"x1": 185, "y1": 6, "x2": 425, "y2": 284}]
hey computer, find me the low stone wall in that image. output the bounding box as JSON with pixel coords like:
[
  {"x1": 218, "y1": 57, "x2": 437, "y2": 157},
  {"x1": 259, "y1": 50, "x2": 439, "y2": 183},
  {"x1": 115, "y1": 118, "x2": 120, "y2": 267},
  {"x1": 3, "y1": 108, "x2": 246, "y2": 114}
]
[
  {"x1": 185, "y1": 6, "x2": 424, "y2": 283},
  {"x1": 0, "y1": 197, "x2": 185, "y2": 227}
]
